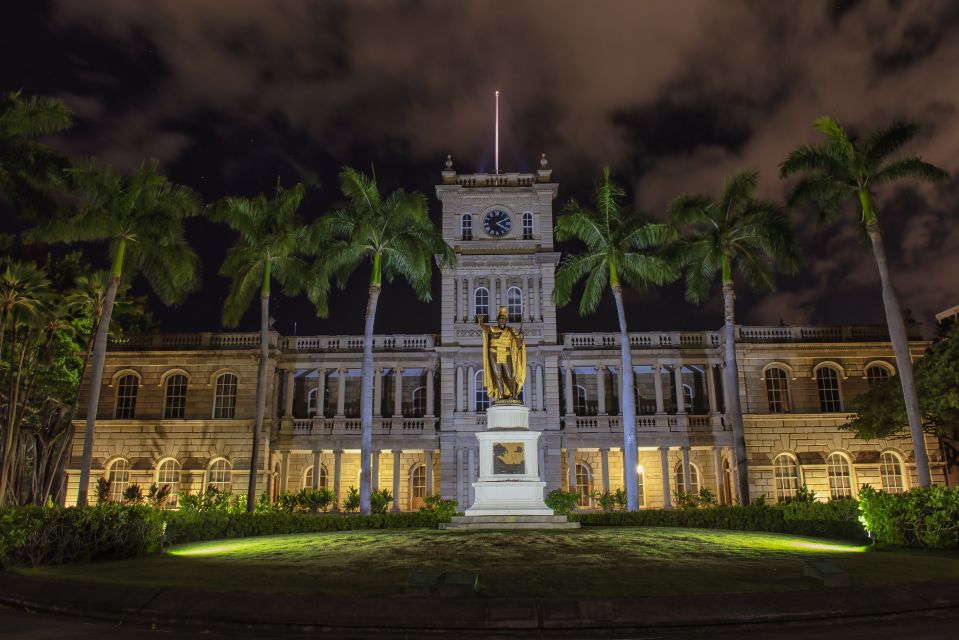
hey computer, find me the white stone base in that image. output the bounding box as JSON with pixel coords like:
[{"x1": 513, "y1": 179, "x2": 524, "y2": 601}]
[{"x1": 465, "y1": 480, "x2": 555, "y2": 516}]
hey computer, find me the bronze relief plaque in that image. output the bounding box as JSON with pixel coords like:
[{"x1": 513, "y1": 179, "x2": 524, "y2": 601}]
[{"x1": 492, "y1": 442, "x2": 526, "y2": 475}]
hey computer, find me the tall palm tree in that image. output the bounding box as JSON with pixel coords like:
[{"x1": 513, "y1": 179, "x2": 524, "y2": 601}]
[
  {"x1": 212, "y1": 180, "x2": 314, "y2": 512},
  {"x1": 553, "y1": 168, "x2": 678, "y2": 511},
  {"x1": 668, "y1": 169, "x2": 799, "y2": 505},
  {"x1": 30, "y1": 159, "x2": 201, "y2": 506},
  {"x1": 314, "y1": 167, "x2": 453, "y2": 514},
  {"x1": 780, "y1": 117, "x2": 948, "y2": 487}
]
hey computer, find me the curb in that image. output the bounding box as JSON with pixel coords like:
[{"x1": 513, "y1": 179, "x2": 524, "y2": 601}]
[{"x1": 1, "y1": 572, "x2": 958, "y2": 634}]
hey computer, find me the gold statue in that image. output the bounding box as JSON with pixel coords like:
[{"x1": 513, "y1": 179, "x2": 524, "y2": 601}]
[{"x1": 478, "y1": 305, "x2": 526, "y2": 402}]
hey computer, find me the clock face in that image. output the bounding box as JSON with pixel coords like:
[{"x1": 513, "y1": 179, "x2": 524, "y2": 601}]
[{"x1": 483, "y1": 209, "x2": 512, "y2": 237}]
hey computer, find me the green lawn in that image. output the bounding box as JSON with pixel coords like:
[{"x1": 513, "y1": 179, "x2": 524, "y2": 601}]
[{"x1": 20, "y1": 527, "x2": 959, "y2": 598}]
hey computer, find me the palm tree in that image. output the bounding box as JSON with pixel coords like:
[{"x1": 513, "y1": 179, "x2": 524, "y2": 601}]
[
  {"x1": 668, "y1": 169, "x2": 799, "y2": 505},
  {"x1": 314, "y1": 167, "x2": 453, "y2": 514},
  {"x1": 212, "y1": 180, "x2": 314, "y2": 512},
  {"x1": 780, "y1": 117, "x2": 948, "y2": 487},
  {"x1": 30, "y1": 159, "x2": 201, "y2": 506},
  {"x1": 0, "y1": 91, "x2": 72, "y2": 213},
  {"x1": 553, "y1": 168, "x2": 678, "y2": 511}
]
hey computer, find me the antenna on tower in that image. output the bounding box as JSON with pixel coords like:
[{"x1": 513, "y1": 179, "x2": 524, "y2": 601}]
[{"x1": 494, "y1": 90, "x2": 500, "y2": 174}]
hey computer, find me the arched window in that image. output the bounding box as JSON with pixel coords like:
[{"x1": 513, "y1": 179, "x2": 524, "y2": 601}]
[
  {"x1": 522, "y1": 212, "x2": 533, "y2": 239},
  {"x1": 575, "y1": 462, "x2": 592, "y2": 507},
  {"x1": 208, "y1": 458, "x2": 232, "y2": 492},
  {"x1": 304, "y1": 464, "x2": 329, "y2": 489},
  {"x1": 271, "y1": 462, "x2": 281, "y2": 502},
  {"x1": 307, "y1": 387, "x2": 318, "y2": 415},
  {"x1": 682, "y1": 384, "x2": 694, "y2": 410},
  {"x1": 573, "y1": 385, "x2": 588, "y2": 416},
  {"x1": 411, "y1": 386, "x2": 426, "y2": 417},
  {"x1": 773, "y1": 454, "x2": 800, "y2": 501},
  {"x1": 410, "y1": 463, "x2": 427, "y2": 510},
  {"x1": 156, "y1": 459, "x2": 181, "y2": 507},
  {"x1": 879, "y1": 452, "x2": 905, "y2": 494},
  {"x1": 474, "y1": 287, "x2": 490, "y2": 320},
  {"x1": 816, "y1": 367, "x2": 842, "y2": 412},
  {"x1": 765, "y1": 367, "x2": 790, "y2": 414},
  {"x1": 213, "y1": 373, "x2": 238, "y2": 419},
  {"x1": 114, "y1": 374, "x2": 139, "y2": 419},
  {"x1": 506, "y1": 286, "x2": 523, "y2": 322},
  {"x1": 164, "y1": 374, "x2": 188, "y2": 419},
  {"x1": 106, "y1": 458, "x2": 129, "y2": 502},
  {"x1": 461, "y1": 213, "x2": 473, "y2": 240},
  {"x1": 674, "y1": 462, "x2": 701, "y2": 496},
  {"x1": 475, "y1": 369, "x2": 490, "y2": 412},
  {"x1": 826, "y1": 453, "x2": 853, "y2": 499},
  {"x1": 866, "y1": 364, "x2": 891, "y2": 386}
]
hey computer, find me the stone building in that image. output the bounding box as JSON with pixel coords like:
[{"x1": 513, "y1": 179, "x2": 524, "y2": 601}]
[{"x1": 66, "y1": 160, "x2": 949, "y2": 509}]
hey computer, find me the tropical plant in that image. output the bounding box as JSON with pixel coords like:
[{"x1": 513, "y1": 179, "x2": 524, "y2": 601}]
[
  {"x1": 668, "y1": 169, "x2": 799, "y2": 504},
  {"x1": 122, "y1": 483, "x2": 144, "y2": 505},
  {"x1": 418, "y1": 494, "x2": 458, "y2": 520},
  {"x1": 211, "y1": 180, "x2": 314, "y2": 513},
  {"x1": 295, "y1": 487, "x2": 336, "y2": 513},
  {"x1": 342, "y1": 485, "x2": 360, "y2": 513},
  {"x1": 312, "y1": 167, "x2": 453, "y2": 514},
  {"x1": 147, "y1": 483, "x2": 172, "y2": 509},
  {"x1": 545, "y1": 489, "x2": 581, "y2": 515},
  {"x1": 553, "y1": 168, "x2": 678, "y2": 511},
  {"x1": 780, "y1": 117, "x2": 949, "y2": 486},
  {"x1": 697, "y1": 486, "x2": 717, "y2": 507},
  {"x1": 370, "y1": 488, "x2": 393, "y2": 515},
  {"x1": 95, "y1": 477, "x2": 111, "y2": 504},
  {"x1": 29, "y1": 159, "x2": 202, "y2": 506}
]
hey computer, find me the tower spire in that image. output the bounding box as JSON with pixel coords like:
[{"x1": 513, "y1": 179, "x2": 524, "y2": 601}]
[{"x1": 494, "y1": 90, "x2": 500, "y2": 175}]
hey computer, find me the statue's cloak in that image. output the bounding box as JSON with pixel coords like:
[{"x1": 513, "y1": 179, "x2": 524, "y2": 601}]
[{"x1": 482, "y1": 325, "x2": 527, "y2": 400}]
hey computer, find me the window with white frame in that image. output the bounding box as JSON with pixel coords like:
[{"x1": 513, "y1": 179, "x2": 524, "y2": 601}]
[
  {"x1": 816, "y1": 367, "x2": 842, "y2": 413},
  {"x1": 475, "y1": 369, "x2": 490, "y2": 412},
  {"x1": 573, "y1": 385, "x2": 588, "y2": 416},
  {"x1": 156, "y1": 459, "x2": 181, "y2": 507},
  {"x1": 506, "y1": 286, "x2": 523, "y2": 322},
  {"x1": 879, "y1": 452, "x2": 905, "y2": 494},
  {"x1": 163, "y1": 374, "x2": 188, "y2": 419},
  {"x1": 674, "y1": 462, "x2": 701, "y2": 495},
  {"x1": 474, "y1": 287, "x2": 490, "y2": 320},
  {"x1": 107, "y1": 458, "x2": 129, "y2": 502},
  {"x1": 637, "y1": 469, "x2": 646, "y2": 507},
  {"x1": 826, "y1": 453, "x2": 853, "y2": 499},
  {"x1": 304, "y1": 464, "x2": 329, "y2": 489},
  {"x1": 575, "y1": 463, "x2": 592, "y2": 507},
  {"x1": 682, "y1": 384, "x2": 694, "y2": 410},
  {"x1": 114, "y1": 374, "x2": 139, "y2": 419},
  {"x1": 773, "y1": 454, "x2": 800, "y2": 501},
  {"x1": 522, "y1": 212, "x2": 533, "y2": 239},
  {"x1": 213, "y1": 373, "x2": 238, "y2": 419},
  {"x1": 411, "y1": 386, "x2": 426, "y2": 417},
  {"x1": 208, "y1": 458, "x2": 232, "y2": 491},
  {"x1": 765, "y1": 367, "x2": 790, "y2": 414},
  {"x1": 866, "y1": 364, "x2": 891, "y2": 386},
  {"x1": 461, "y1": 213, "x2": 473, "y2": 240},
  {"x1": 410, "y1": 464, "x2": 427, "y2": 510}
]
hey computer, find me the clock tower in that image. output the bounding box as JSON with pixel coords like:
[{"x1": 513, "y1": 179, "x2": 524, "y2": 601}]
[{"x1": 435, "y1": 154, "x2": 565, "y2": 505}]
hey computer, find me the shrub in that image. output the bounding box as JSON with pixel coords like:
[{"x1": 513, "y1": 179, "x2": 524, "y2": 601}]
[
  {"x1": 148, "y1": 483, "x2": 172, "y2": 509},
  {"x1": 122, "y1": 483, "x2": 144, "y2": 505},
  {"x1": 419, "y1": 495, "x2": 458, "y2": 520},
  {"x1": 177, "y1": 485, "x2": 245, "y2": 513},
  {"x1": 697, "y1": 487, "x2": 718, "y2": 507},
  {"x1": 342, "y1": 486, "x2": 360, "y2": 513},
  {"x1": 370, "y1": 489, "x2": 393, "y2": 514},
  {"x1": 858, "y1": 485, "x2": 959, "y2": 549},
  {"x1": 295, "y1": 488, "x2": 337, "y2": 514},
  {"x1": 545, "y1": 489, "x2": 580, "y2": 515},
  {"x1": 673, "y1": 490, "x2": 697, "y2": 509},
  {"x1": 95, "y1": 478, "x2": 111, "y2": 504}
]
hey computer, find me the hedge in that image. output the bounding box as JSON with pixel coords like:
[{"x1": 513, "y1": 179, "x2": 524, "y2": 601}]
[{"x1": 858, "y1": 485, "x2": 959, "y2": 549}]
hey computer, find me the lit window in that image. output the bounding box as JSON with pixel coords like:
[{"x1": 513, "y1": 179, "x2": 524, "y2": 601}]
[
  {"x1": 765, "y1": 367, "x2": 790, "y2": 414},
  {"x1": 411, "y1": 386, "x2": 426, "y2": 417},
  {"x1": 866, "y1": 365, "x2": 891, "y2": 386},
  {"x1": 107, "y1": 459, "x2": 129, "y2": 502},
  {"x1": 461, "y1": 214, "x2": 473, "y2": 240},
  {"x1": 573, "y1": 385, "x2": 588, "y2": 416},
  {"x1": 304, "y1": 464, "x2": 328, "y2": 489},
  {"x1": 213, "y1": 373, "x2": 238, "y2": 419},
  {"x1": 575, "y1": 463, "x2": 592, "y2": 507},
  {"x1": 474, "y1": 287, "x2": 490, "y2": 320},
  {"x1": 410, "y1": 464, "x2": 427, "y2": 510},
  {"x1": 164, "y1": 374, "x2": 188, "y2": 419},
  {"x1": 475, "y1": 369, "x2": 490, "y2": 412},
  {"x1": 816, "y1": 367, "x2": 842, "y2": 412},
  {"x1": 114, "y1": 374, "x2": 139, "y2": 419},
  {"x1": 208, "y1": 459, "x2": 232, "y2": 491},
  {"x1": 826, "y1": 453, "x2": 852, "y2": 499},
  {"x1": 773, "y1": 454, "x2": 800, "y2": 501},
  {"x1": 879, "y1": 452, "x2": 905, "y2": 494},
  {"x1": 637, "y1": 469, "x2": 646, "y2": 507},
  {"x1": 506, "y1": 286, "x2": 523, "y2": 322},
  {"x1": 674, "y1": 462, "x2": 701, "y2": 495},
  {"x1": 156, "y1": 459, "x2": 180, "y2": 507},
  {"x1": 522, "y1": 212, "x2": 533, "y2": 239}
]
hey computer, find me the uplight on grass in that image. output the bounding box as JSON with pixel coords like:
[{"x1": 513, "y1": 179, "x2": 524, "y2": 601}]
[{"x1": 169, "y1": 543, "x2": 247, "y2": 556}]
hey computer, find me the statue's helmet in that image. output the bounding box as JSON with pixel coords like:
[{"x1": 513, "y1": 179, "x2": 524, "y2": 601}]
[{"x1": 497, "y1": 305, "x2": 509, "y2": 321}]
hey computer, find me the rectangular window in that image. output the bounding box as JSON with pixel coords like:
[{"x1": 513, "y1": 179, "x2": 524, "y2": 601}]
[
  {"x1": 164, "y1": 374, "x2": 188, "y2": 419},
  {"x1": 115, "y1": 375, "x2": 138, "y2": 419}
]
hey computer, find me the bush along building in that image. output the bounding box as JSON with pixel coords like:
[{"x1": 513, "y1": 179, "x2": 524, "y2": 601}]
[{"x1": 67, "y1": 158, "x2": 948, "y2": 510}]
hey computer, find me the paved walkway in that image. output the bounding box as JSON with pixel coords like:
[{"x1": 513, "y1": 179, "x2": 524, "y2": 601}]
[{"x1": 1, "y1": 572, "x2": 958, "y2": 637}]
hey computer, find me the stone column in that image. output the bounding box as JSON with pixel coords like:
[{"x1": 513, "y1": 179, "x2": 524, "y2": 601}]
[
  {"x1": 538, "y1": 446, "x2": 546, "y2": 482},
  {"x1": 332, "y1": 449, "x2": 343, "y2": 510},
  {"x1": 525, "y1": 276, "x2": 533, "y2": 320},
  {"x1": 284, "y1": 368, "x2": 295, "y2": 418},
  {"x1": 456, "y1": 448, "x2": 464, "y2": 508},
  {"x1": 660, "y1": 446, "x2": 672, "y2": 509},
  {"x1": 312, "y1": 450, "x2": 322, "y2": 489},
  {"x1": 523, "y1": 365, "x2": 532, "y2": 408},
  {"x1": 675, "y1": 366, "x2": 686, "y2": 414},
  {"x1": 467, "y1": 365, "x2": 476, "y2": 412},
  {"x1": 392, "y1": 449, "x2": 401, "y2": 512},
  {"x1": 393, "y1": 367, "x2": 403, "y2": 418},
  {"x1": 566, "y1": 447, "x2": 576, "y2": 491},
  {"x1": 467, "y1": 447, "x2": 476, "y2": 507},
  {"x1": 612, "y1": 366, "x2": 621, "y2": 415},
  {"x1": 681, "y1": 446, "x2": 692, "y2": 492},
  {"x1": 601, "y1": 448, "x2": 611, "y2": 492},
  {"x1": 426, "y1": 367, "x2": 435, "y2": 417},
  {"x1": 425, "y1": 449, "x2": 434, "y2": 497},
  {"x1": 315, "y1": 369, "x2": 327, "y2": 417},
  {"x1": 468, "y1": 275, "x2": 476, "y2": 320},
  {"x1": 454, "y1": 276, "x2": 461, "y2": 321},
  {"x1": 535, "y1": 365, "x2": 545, "y2": 412},
  {"x1": 713, "y1": 446, "x2": 724, "y2": 505},
  {"x1": 597, "y1": 365, "x2": 607, "y2": 415},
  {"x1": 455, "y1": 365, "x2": 464, "y2": 412},
  {"x1": 706, "y1": 364, "x2": 718, "y2": 414},
  {"x1": 372, "y1": 450, "x2": 380, "y2": 491},
  {"x1": 280, "y1": 451, "x2": 290, "y2": 494},
  {"x1": 373, "y1": 368, "x2": 383, "y2": 416},
  {"x1": 336, "y1": 369, "x2": 346, "y2": 417},
  {"x1": 499, "y1": 276, "x2": 507, "y2": 308},
  {"x1": 532, "y1": 272, "x2": 540, "y2": 320},
  {"x1": 564, "y1": 366, "x2": 574, "y2": 415},
  {"x1": 653, "y1": 364, "x2": 665, "y2": 414},
  {"x1": 272, "y1": 371, "x2": 281, "y2": 418}
]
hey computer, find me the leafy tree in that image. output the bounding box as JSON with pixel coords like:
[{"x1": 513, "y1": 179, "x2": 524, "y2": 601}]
[
  {"x1": 29, "y1": 159, "x2": 202, "y2": 506},
  {"x1": 212, "y1": 180, "x2": 315, "y2": 513},
  {"x1": 668, "y1": 169, "x2": 799, "y2": 505},
  {"x1": 781, "y1": 117, "x2": 949, "y2": 486},
  {"x1": 312, "y1": 167, "x2": 453, "y2": 514},
  {"x1": 553, "y1": 168, "x2": 678, "y2": 511}
]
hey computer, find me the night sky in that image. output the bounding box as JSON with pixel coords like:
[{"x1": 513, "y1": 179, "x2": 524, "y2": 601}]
[{"x1": 2, "y1": 1, "x2": 958, "y2": 338}]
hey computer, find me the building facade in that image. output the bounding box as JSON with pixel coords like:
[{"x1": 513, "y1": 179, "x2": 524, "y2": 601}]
[{"x1": 66, "y1": 160, "x2": 949, "y2": 509}]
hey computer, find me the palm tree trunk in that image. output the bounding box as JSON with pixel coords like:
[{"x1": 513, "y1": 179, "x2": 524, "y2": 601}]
[
  {"x1": 865, "y1": 221, "x2": 931, "y2": 486},
  {"x1": 0, "y1": 321, "x2": 23, "y2": 505},
  {"x1": 722, "y1": 281, "x2": 750, "y2": 505},
  {"x1": 611, "y1": 285, "x2": 639, "y2": 510},
  {"x1": 246, "y1": 292, "x2": 270, "y2": 512},
  {"x1": 359, "y1": 283, "x2": 381, "y2": 515},
  {"x1": 76, "y1": 243, "x2": 124, "y2": 507}
]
